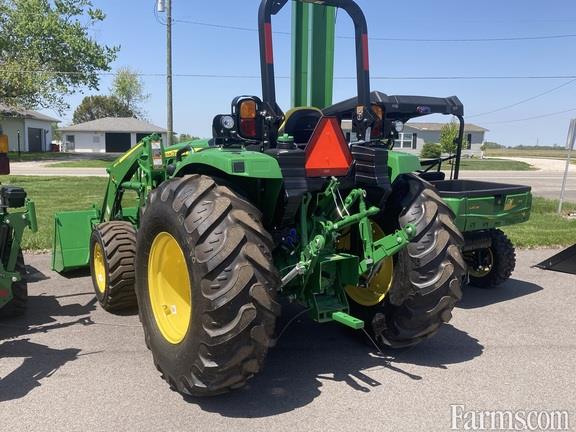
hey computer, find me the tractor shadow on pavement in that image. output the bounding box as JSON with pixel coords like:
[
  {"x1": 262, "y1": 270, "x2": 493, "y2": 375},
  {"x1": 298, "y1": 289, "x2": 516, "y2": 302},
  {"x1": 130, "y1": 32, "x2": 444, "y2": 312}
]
[
  {"x1": 0, "y1": 266, "x2": 98, "y2": 402},
  {"x1": 0, "y1": 339, "x2": 81, "y2": 402},
  {"x1": 191, "y1": 304, "x2": 484, "y2": 418},
  {"x1": 459, "y1": 279, "x2": 543, "y2": 309}
]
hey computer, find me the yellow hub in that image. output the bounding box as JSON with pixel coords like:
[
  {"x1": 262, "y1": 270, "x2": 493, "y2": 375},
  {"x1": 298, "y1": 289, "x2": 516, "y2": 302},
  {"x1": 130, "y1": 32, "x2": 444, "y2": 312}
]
[
  {"x1": 93, "y1": 242, "x2": 107, "y2": 294},
  {"x1": 148, "y1": 232, "x2": 192, "y2": 344},
  {"x1": 467, "y1": 248, "x2": 494, "y2": 278},
  {"x1": 342, "y1": 224, "x2": 395, "y2": 307}
]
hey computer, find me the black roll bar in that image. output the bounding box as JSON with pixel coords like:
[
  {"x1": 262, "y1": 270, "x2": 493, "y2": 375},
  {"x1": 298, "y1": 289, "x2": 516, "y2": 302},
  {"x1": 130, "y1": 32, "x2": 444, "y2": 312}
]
[{"x1": 258, "y1": 0, "x2": 373, "y2": 138}]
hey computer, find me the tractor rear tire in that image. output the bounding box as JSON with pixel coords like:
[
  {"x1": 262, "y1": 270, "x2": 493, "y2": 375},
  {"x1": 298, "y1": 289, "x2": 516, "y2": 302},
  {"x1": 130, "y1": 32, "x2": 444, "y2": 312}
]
[
  {"x1": 135, "y1": 175, "x2": 281, "y2": 397},
  {"x1": 89, "y1": 222, "x2": 138, "y2": 312},
  {"x1": 467, "y1": 229, "x2": 516, "y2": 288},
  {"x1": 0, "y1": 252, "x2": 28, "y2": 318},
  {"x1": 349, "y1": 174, "x2": 466, "y2": 348}
]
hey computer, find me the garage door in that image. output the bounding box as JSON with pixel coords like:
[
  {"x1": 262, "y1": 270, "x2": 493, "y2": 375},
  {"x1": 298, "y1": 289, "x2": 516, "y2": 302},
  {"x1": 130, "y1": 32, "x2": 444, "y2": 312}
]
[
  {"x1": 105, "y1": 133, "x2": 131, "y2": 153},
  {"x1": 28, "y1": 128, "x2": 43, "y2": 152},
  {"x1": 136, "y1": 133, "x2": 151, "y2": 143}
]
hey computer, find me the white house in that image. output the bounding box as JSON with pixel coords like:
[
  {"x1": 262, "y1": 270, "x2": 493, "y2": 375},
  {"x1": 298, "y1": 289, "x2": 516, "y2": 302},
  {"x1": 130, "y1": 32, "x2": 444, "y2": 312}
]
[
  {"x1": 0, "y1": 103, "x2": 60, "y2": 152},
  {"x1": 342, "y1": 120, "x2": 488, "y2": 157},
  {"x1": 59, "y1": 117, "x2": 168, "y2": 153},
  {"x1": 396, "y1": 123, "x2": 489, "y2": 157}
]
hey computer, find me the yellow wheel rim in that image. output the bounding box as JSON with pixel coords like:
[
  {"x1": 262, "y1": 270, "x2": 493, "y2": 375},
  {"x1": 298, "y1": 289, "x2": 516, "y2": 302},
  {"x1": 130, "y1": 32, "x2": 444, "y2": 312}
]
[
  {"x1": 467, "y1": 248, "x2": 494, "y2": 278},
  {"x1": 148, "y1": 232, "x2": 192, "y2": 345},
  {"x1": 93, "y1": 242, "x2": 107, "y2": 294},
  {"x1": 343, "y1": 224, "x2": 395, "y2": 307}
]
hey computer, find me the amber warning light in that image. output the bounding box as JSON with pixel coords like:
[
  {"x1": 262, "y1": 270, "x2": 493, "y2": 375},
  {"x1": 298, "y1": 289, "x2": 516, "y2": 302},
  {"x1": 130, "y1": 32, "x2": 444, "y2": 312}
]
[{"x1": 305, "y1": 117, "x2": 352, "y2": 177}]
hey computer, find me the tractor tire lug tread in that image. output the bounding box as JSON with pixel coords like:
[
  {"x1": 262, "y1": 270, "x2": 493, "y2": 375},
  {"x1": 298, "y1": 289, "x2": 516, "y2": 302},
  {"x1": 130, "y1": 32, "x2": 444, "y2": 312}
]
[
  {"x1": 90, "y1": 221, "x2": 138, "y2": 312},
  {"x1": 136, "y1": 175, "x2": 280, "y2": 397}
]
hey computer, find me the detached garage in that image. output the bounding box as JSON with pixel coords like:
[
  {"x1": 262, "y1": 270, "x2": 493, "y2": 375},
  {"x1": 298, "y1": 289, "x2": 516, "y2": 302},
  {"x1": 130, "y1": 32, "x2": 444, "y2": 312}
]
[
  {"x1": 0, "y1": 103, "x2": 59, "y2": 152},
  {"x1": 59, "y1": 117, "x2": 167, "y2": 153}
]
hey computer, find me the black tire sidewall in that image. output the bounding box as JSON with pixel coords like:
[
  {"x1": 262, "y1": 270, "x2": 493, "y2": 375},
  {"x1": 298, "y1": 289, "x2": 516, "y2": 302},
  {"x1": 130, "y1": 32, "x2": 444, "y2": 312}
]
[
  {"x1": 468, "y1": 229, "x2": 515, "y2": 288},
  {"x1": 135, "y1": 192, "x2": 205, "y2": 382}
]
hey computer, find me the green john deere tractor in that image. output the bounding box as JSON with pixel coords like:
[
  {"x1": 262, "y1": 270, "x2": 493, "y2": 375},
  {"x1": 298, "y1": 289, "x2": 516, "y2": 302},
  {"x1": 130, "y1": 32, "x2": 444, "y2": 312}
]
[
  {"x1": 52, "y1": 0, "x2": 531, "y2": 396},
  {"x1": 0, "y1": 186, "x2": 37, "y2": 318}
]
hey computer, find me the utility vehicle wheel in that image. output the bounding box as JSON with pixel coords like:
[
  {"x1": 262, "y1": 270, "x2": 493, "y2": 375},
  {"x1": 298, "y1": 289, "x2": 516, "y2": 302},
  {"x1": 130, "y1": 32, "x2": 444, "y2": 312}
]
[
  {"x1": 0, "y1": 252, "x2": 28, "y2": 318},
  {"x1": 466, "y1": 229, "x2": 516, "y2": 288},
  {"x1": 346, "y1": 174, "x2": 466, "y2": 348},
  {"x1": 135, "y1": 175, "x2": 280, "y2": 396},
  {"x1": 89, "y1": 222, "x2": 138, "y2": 312}
]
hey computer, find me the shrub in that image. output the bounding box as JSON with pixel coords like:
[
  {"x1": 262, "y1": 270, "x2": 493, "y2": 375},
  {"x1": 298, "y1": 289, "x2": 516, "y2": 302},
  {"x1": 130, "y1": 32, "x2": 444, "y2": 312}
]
[{"x1": 421, "y1": 143, "x2": 442, "y2": 159}]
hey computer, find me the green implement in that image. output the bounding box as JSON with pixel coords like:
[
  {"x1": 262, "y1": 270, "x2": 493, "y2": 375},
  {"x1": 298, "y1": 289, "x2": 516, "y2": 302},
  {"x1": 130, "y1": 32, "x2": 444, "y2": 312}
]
[{"x1": 0, "y1": 186, "x2": 37, "y2": 316}]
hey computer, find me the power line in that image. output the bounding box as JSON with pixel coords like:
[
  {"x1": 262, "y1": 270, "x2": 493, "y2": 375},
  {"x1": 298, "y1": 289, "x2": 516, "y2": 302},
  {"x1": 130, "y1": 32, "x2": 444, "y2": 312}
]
[
  {"x1": 468, "y1": 78, "x2": 576, "y2": 118},
  {"x1": 482, "y1": 107, "x2": 576, "y2": 125},
  {"x1": 172, "y1": 18, "x2": 576, "y2": 42},
  {"x1": 2, "y1": 69, "x2": 576, "y2": 81}
]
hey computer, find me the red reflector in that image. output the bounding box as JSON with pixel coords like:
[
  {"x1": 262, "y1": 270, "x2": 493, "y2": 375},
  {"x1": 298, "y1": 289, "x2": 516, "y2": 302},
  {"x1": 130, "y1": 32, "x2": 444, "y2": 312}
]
[
  {"x1": 305, "y1": 117, "x2": 352, "y2": 177},
  {"x1": 0, "y1": 289, "x2": 8, "y2": 298},
  {"x1": 362, "y1": 34, "x2": 370, "y2": 71},
  {"x1": 265, "y1": 23, "x2": 274, "y2": 64},
  {"x1": 240, "y1": 118, "x2": 257, "y2": 138}
]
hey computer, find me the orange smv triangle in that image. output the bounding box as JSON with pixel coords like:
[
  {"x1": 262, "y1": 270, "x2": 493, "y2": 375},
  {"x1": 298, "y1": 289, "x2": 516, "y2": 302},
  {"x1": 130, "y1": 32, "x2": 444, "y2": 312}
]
[{"x1": 305, "y1": 116, "x2": 352, "y2": 177}]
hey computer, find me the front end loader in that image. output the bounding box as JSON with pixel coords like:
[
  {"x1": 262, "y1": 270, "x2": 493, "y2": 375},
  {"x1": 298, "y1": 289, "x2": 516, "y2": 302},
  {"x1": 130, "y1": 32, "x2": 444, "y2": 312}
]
[{"x1": 52, "y1": 0, "x2": 466, "y2": 396}]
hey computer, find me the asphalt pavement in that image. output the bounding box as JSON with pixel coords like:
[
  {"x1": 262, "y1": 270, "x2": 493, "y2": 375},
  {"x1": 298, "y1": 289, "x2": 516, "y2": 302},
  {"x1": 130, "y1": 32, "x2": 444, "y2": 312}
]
[{"x1": 1, "y1": 249, "x2": 575, "y2": 431}]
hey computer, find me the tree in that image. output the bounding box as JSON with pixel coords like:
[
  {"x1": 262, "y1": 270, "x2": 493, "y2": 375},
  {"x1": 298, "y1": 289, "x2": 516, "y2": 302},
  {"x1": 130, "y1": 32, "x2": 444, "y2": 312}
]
[
  {"x1": 176, "y1": 133, "x2": 200, "y2": 143},
  {"x1": 72, "y1": 95, "x2": 135, "y2": 124},
  {"x1": 440, "y1": 121, "x2": 468, "y2": 156},
  {"x1": 110, "y1": 67, "x2": 148, "y2": 117},
  {"x1": 0, "y1": 0, "x2": 118, "y2": 112}
]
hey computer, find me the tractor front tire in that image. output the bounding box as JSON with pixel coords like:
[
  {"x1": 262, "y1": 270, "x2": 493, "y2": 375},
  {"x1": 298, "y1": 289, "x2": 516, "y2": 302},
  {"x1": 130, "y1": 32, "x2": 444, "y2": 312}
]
[
  {"x1": 0, "y1": 253, "x2": 28, "y2": 318},
  {"x1": 89, "y1": 222, "x2": 138, "y2": 312},
  {"x1": 466, "y1": 229, "x2": 516, "y2": 288},
  {"x1": 349, "y1": 174, "x2": 466, "y2": 348},
  {"x1": 135, "y1": 175, "x2": 280, "y2": 397}
]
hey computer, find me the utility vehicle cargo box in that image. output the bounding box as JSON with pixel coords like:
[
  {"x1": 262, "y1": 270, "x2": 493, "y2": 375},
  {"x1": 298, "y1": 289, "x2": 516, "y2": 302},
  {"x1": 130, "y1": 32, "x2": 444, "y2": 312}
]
[{"x1": 432, "y1": 180, "x2": 532, "y2": 232}]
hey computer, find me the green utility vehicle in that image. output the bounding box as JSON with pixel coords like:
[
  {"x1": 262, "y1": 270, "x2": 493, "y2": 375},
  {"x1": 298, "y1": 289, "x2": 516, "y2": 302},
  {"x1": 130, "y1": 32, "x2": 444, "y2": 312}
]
[
  {"x1": 325, "y1": 92, "x2": 532, "y2": 288},
  {"x1": 52, "y1": 0, "x2": 530, "y2": 396},
  {"x1": 0, "y1": 186, "x2": 38, "y2": 317}
]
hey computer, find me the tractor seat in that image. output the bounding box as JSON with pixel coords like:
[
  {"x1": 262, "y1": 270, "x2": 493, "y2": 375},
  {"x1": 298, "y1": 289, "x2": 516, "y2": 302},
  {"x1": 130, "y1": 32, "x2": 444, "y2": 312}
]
[{"x1": 279, "y1": 107, "x2": 322, "y2": 145}]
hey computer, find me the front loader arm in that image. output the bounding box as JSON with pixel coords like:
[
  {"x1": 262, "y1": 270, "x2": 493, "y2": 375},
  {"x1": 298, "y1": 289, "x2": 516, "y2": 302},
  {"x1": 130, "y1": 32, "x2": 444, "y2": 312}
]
[
  {"x1": 100, "y1": 135, "x2": 168, "y2": 223},
  {"x1": 100, "y1": 142, "x2": 144, "y2": 223}
]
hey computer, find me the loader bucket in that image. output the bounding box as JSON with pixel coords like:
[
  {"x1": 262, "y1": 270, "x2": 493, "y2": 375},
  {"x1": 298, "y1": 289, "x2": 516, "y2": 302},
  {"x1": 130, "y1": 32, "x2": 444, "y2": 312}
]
[
  {"x1": 52, "y1": 209, "x2": 99, "y2": 273},
  {"x1": 535, "y1": 244, "x2": 576, "y2": 275}
]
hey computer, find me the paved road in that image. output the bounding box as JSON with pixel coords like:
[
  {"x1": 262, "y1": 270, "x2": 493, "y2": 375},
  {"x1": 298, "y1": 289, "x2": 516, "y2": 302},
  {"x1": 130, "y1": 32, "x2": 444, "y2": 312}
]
[
  {"x1": 1, "y1": 250, "x2": 574, "y2": 431},
  {"x1": 9, "y1": 161, "x2": 107, "y2": 177},
  {"x1": 460, "y1": 171, "x2": 576, "y2": 202}
]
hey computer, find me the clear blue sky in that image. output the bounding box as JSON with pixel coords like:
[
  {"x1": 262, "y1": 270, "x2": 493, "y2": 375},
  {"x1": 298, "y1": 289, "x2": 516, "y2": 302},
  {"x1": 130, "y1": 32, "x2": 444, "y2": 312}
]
[{"x1": 52, "y1": 0, "x2": 576, "y2": 147}]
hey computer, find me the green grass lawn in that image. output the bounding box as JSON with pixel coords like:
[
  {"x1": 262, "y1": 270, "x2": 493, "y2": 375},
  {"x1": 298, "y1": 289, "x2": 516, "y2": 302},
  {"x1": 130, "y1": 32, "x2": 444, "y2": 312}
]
[
  {"x1": 503, "y1": 197, "x2": 576, "y2": 248},
  {"x1": 0, "y1": 176, "x2": 107, "y2": 251},
  {"x1": 47, "y1": 159, "x2": 112, "y2": 168},
  {"x1": 0, "y1": 176, "x2": 573, "y2": 251},
  {"x1": 447, "y1": 158, "x2": 534, "y2": 171}
]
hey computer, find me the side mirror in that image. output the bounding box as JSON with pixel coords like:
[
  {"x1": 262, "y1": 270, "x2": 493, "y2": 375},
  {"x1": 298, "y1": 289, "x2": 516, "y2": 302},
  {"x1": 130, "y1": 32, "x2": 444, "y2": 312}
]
[{"x1": 232, "y1": 96, "x2": 264, "y2": 141}]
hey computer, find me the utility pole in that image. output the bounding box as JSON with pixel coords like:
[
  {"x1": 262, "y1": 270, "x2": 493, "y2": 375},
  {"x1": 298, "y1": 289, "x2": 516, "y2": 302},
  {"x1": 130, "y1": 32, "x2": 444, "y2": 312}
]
[
  {"x1": 558, "y1": 119, "x2": 576, "y2": 214},
  {"x1": 157, "y1": 0, "x2": 173, "y2": 146}
]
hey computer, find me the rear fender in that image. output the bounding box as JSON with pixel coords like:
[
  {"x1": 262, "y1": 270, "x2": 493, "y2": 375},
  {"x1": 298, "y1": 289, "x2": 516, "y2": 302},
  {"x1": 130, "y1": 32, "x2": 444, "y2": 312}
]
[
  {"x1": 172, "y1": 150, "x2": 284, "y2": 225},
  {"x1": 387, "y1": 150, "x2": 422, "y2": 181}
]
